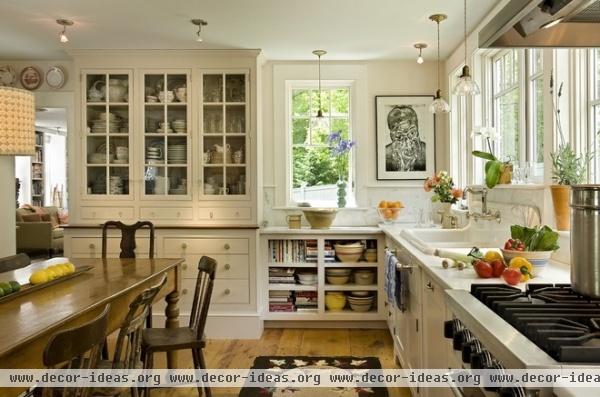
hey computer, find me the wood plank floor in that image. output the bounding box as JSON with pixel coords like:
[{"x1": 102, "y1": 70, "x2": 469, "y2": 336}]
[{"x1": 147, "y1": 328, "x2": 411, "y2": 397}]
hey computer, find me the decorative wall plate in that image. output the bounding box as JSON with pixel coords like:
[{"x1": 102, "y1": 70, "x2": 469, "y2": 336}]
[
  {"x1": 45, "y1": 66, "x2": 66, "y2": 89},
  {"x1": 20, "y1": 66, "x2": 42, "y2": 90},
  {"x1": 0, "y1": 65, "x2": 16, "y2": 86}
]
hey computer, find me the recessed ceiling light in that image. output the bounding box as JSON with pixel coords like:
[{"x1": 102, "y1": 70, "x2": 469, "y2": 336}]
[
  {"x1": 56, "y1": 18, "x2": 74, "y2": 44},
  {"x1": 191, "y1": 19, "x2": 208, "y2": 42}
]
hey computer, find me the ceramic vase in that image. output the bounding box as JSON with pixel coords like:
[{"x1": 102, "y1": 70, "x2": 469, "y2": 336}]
[{"x1": 337, "y1": 179, "x2": 347, "y2": 208}]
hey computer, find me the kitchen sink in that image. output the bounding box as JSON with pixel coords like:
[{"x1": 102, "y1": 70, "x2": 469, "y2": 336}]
[{"x1": 400, "y1": 225, "x2": 508, "y2": 254}]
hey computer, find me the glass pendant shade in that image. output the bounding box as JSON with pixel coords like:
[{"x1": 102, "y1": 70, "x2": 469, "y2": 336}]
[
  {"x1": 429, "y1": 90, "x2": 450, "y2": 114},
  {"x1": 453, "y1": 65, "x2": 480, "y2": 96},
  {"x1": 314, "y1": 109, "x2": 329, "y2": 129}
]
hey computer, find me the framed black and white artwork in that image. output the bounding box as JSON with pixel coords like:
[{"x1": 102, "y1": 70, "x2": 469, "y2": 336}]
[{"x1": 375, "y1": 95, "x2": 436, "y2": 180}]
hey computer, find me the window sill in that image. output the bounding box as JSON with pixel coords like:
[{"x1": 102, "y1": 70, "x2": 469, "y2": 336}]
[{"x1": 491, "y1": 183, "x2": 547, "y2": 190}]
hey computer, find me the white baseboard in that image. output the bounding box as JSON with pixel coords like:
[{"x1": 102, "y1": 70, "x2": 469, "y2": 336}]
[{"x1": 264, "y1": 320, "x2": 387, "y2": 329}]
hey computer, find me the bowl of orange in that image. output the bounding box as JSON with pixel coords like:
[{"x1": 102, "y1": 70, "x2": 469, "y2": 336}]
[{"x1": 377, "y1": 200, "x2": 404, "y2": 224}]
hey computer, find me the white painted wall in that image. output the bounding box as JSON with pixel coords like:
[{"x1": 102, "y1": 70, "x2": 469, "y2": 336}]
[
  {"x1": 261, "y1": 59, "x2": 449, "y2": 227},
  {"x1": 0, "y1": 157, "x2": 16, "y2": 257}
]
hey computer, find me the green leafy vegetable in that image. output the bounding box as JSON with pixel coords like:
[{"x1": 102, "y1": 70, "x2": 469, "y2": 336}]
[{"x1": 510, "y1": 225, "x2": 560, "y2": 251}]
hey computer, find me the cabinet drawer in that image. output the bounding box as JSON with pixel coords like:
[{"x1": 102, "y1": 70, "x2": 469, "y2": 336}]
[
  {"x1": 164, "y1": 238, "x2": 249, "y2": 255},
  {"x1": 140, "y1": 207, "x2": 194, "y2": 220},
  {"x1": 70, "y1": 237, "x2": 154, "y2": 258},
  {"x1": 181, "y1": 254, "x2": 249, "y2": 279},
  {"x1": 80, "y1": 207, "x2": 134, "y2": 220},
  {"x1": 169, "y1": 279, "x2": 249, "y2": 312},
  {"x1": 197, "y1": 208, "x2": 251, "y2": 221}
]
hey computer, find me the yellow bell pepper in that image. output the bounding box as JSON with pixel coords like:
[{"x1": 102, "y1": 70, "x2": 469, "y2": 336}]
[{"x1": 509, "y1": 257, "x2": 533, "y2": 282}]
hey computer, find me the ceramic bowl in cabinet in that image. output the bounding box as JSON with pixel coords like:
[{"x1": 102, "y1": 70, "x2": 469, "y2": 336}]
[
  {"x1": 325, "y1": 268, "x2": 351, "y2": 276},
  {"x1": 325, "y1": 292, "x2": 347, "y2": 311},
  {"x1": 297, "y1": 273, "x2": 317, "y2": 286},
  {"x1": 326, "y1": 275, "x2": 350, "y2": 285},
  {"x1": 354, "y1": 270, "x2": 375, "y2": 285}
]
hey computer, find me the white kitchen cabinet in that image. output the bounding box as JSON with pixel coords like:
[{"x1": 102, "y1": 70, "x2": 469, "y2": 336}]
[
  {"x1": 68, "y1": 50, "x2": 261, "y2": 226},
  {"x1": 421, "y1": 276, "x2": 453, "y2": 397},
  {"x1": 388, "y1": 240, "x2": 422, "y2": 397}
]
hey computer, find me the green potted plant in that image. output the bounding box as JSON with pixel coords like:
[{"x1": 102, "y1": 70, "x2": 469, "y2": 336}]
[
  {"x1": 471, "y1": 129, "x2": 513, "y2": 188},
  {"x1": 549, "y1": 78, "x2": 595, "y2": 230}
]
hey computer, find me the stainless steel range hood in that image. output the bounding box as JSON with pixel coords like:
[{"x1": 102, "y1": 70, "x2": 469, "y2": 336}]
[{"x1": 479, "y1": 0, "x2": 600, "y2": 48}]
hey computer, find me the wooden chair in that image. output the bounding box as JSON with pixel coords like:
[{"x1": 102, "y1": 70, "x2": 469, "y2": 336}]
[
  {"x1": 94, "y1": 276, "x2": 167, "y2": 397},
  {"x1": 141, "y1": 256, "x2": 217, "y2": 397},
  {"x1": 102, "y1": 221, "x2": 156, "y2": 327},
  {"x1": 42, "y1": 305, "x2": 110, "y2": 397},
  {"x1": 101, "y1": 221, "x2": 155, "y2": 259},
  {"x1": 0, "y1": 253, "x2": 30, "y2": 273}
]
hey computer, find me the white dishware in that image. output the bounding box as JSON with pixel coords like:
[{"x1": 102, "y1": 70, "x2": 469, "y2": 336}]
[
  {"x1": 88, "y1": 80, "x2": 105, "y2": 101},
  {"x1": 158, "y1": 91, "x2": 174, "y2": 103},
  {"x1": 45, "y1": 66, "x2": 66, "y2": 89},
  {"x1": 203, "y1": 151, "x2": 211, "y2": 163},
  {"x1": 173, "y1": 86, "x2": 187, "y2": 102},
  {"x1": 0, "y1": 65, "x2": 16, "y2": 86}
]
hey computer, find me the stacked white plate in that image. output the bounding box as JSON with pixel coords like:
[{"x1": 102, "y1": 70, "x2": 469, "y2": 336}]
[
  {"x1": 146, "y1": 146, "x2": 163, "y2": 163},
  {"x1": 90, "y1": 112, "x2": 121, "y2": 134},
  {"x1": 168, "y1": 145, "x2": 187, "y2": 164}
]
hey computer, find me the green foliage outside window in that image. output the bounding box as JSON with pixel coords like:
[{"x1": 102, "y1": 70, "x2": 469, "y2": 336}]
[{"x1": 291, "y1": 88, "x2": 351, "y2": 189}]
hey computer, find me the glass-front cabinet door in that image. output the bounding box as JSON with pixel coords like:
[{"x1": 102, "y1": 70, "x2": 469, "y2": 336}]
[
  {"x1": 83, "y1": 71, "x2": 132, "y2": 197},
  {"x1": 200, "y1": 71, "x2": 249, "y2": 198},
  {"x1": 142, "y1": 71, "x2": 191, "y2": 199}
]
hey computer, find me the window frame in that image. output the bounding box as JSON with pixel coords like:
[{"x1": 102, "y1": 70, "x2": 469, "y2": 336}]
[
  {"x1": 589, "y1": 49, "x2": 600, "y2": 182},
  {"x1": 285, "y1": 80, "x2": 356, "y2": 207}
]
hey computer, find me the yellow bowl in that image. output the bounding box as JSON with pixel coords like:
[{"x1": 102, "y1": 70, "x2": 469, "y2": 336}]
[{"x1": 325, "y1": 293, "x2": 347, "y2": 311}]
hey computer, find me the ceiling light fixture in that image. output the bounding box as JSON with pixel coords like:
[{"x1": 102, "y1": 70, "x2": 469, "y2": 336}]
[
  {"x1": 429, "y1": 14, "x2": 450, "y2": 114},
  {"x1": 56, "y1": 19, "x2": 73, "y2": 44},
  {"x1": 191, "y1": 19, "x2": 208, "y2": 42},
  {"x1": 414, "y1": 43, "x2": 427, "y2": 64},
  {"x1": 313, "y1": 49, "x2": 329, "y2": 129},
  {"x1": 453, "y1": 0, "x2": 480, "y2": 96}
]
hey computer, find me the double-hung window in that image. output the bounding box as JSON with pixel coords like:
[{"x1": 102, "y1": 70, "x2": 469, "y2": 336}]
[
  {"x1": 487, "y1": 49, "x2": 544, "y2": 181},
  {"x1": 289, "y1": 84, "x2": 353, "y2": 206},
  {"x1": 590, "y1": 49, "x2": 600, "y2": 182}
]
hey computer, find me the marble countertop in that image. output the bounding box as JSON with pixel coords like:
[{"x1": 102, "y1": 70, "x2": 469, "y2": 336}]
[
  {"x1": 379, "y1": 224, "x2": 572, "y2": 290},
  {"x1": 260, "y1": 226, "x2": 383, "y2": 235}
]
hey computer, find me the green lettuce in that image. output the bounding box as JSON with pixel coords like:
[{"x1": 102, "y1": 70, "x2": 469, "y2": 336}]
[{"x1": 510, "y1": 225, "x2": 560, "y2": 251}]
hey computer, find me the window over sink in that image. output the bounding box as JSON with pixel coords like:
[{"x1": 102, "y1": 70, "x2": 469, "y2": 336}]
[{"x1": 288, "y1": 82, "x2": 355, "y2": 207}]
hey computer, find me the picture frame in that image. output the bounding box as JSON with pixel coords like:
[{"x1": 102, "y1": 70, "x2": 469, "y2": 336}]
[{"x1": 375, "y1": 95, "x2": 436, "y2": 180}]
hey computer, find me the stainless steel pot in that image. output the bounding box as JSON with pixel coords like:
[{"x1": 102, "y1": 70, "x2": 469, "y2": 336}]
[{"x1": 571, "y1": 185, "x2": 600, "y2": 298}]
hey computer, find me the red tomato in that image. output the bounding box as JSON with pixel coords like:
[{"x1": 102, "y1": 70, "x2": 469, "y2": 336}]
[
  {"x1": 504, "y1": 241, "x2": 512, "y2": 250},
  {"x1": 502, "y1": 268, "x2": 522, "y2": 285},
  {"x1": 474, "y1": 260, "x2": 494, "y2": 279},
  {"x1": 491, "y1": 259, "x2": 507, "y2": 277}
]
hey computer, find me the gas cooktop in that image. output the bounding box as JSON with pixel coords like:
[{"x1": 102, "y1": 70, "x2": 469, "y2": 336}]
[{"x1": 470, "y1": 284, "x2": 600, "y2": 363}]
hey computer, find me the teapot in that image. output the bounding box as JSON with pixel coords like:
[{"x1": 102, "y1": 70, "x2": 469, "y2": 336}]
[{"x1": 88, "y1": 80, "x2": 105, "y2": 101}]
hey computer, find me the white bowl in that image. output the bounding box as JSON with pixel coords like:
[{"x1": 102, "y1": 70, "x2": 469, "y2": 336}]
[
  {"x1": 325, "y1": 269, "x2": 352, "y2": 276},
  {"x1": 350, "y1": 291, "x2": 371, "y2": 297}
]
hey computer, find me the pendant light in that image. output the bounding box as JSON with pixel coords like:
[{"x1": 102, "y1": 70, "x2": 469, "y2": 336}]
[
  {"x1": 313, "y1": 49, "x2": 329, "y2": 129},
  {"x1": 429, "y1": 14, "x2": 450, "y2": 114},
  {"x1": 414, "y1": 43, "x2": 427, "y2": 64},
  {"x1": 56, "y1": 19, "x2": 73, "y2": 44},
  {"x1": 191, "y1": 19, "x2": 208, "y2": 42},
  {"x1": 453, "y1": 0, "x2": 480, "y2": 96}
]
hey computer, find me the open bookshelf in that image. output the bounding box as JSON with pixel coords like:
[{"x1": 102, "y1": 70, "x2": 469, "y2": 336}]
[
  {"x1": 262, "y1": 231, "x2": 385, "y2": 321},
  {"x1": 31, "y1": 131, "x2": 44, "y2": 206}
]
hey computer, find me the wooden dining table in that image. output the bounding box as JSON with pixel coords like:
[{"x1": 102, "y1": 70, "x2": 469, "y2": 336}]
[{"x1": 0, "y1": 257, "x2": 183, "y2": 396}]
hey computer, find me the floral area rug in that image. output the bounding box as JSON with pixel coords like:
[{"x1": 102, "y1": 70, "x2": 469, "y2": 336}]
[{"x1": 238, "y1": 356, "x2": 389, "y2": 397}]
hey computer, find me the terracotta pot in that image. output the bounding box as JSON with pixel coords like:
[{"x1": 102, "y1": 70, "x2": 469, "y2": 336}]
[
  {"x1": 550, "y1": 184, "x2": 571, "y2": 231},
  {"x1": 499, "y1": 163, "x2": 513, "y2": 185}
]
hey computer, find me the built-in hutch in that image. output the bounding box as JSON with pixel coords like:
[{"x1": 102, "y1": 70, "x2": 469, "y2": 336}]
[{"x1": 63, "y1": 50, "x2": 263, "y2": 339}]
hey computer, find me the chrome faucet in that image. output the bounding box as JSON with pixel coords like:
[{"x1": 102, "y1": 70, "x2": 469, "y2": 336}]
[{"x1": 462, "y1": 186, "x2": 501, "y2": 223}]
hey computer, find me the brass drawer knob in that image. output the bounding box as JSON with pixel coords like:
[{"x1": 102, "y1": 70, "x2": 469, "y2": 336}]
[
  {"x1": 224, "y1": 243, "x2": 230, "y2": 250},
  {"x1": 182, "y1": 264, "x2": 188, "y2": 270},
  {"x1": 89, "y1": 243, "x2": 95, "y2": 249},
  {"x1": 182, "y1": 288, "x2": 188, "y2": 295},
  {"x1": 181, "y1": 243, "x2": 187, "y2": 249},
  {"x1": 224, "y1": 288, "x2": 231, "y2": 295},
  {"x1": 224, "y1": 264, "x2": 231, "y2": 270}
]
